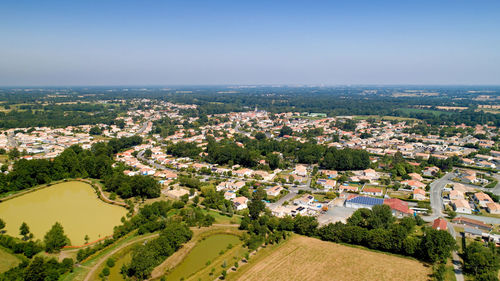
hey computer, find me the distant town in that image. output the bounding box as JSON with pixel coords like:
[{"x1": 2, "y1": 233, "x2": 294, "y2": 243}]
[{"x1": 0, "y1": 87, "x2": 499, "y2": 281}]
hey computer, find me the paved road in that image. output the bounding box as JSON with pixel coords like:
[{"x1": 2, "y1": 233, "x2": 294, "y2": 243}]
[
  {"x1": 7, "y1": 133, "x2": 17, "y2": 148},
  {"x1": 137, "y1": 150, "x2": 177, "y2": 173},
  {"x1": 427, "y1": 172, "x2": 454, "y2": 221},
  {"x1": 428, "y1": 172, "x2": 466, "y2": 281},
  {"x1": 267, "y1": 191, "x2": 297, "y2": 210},
  {"x1": 137, "y1": 120, "x2": 150, "y2": 134},
  {"x1": 451, "y1": 251, "x2": 465, "y2": 281}
]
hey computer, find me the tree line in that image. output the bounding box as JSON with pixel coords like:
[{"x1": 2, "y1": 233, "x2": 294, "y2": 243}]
[
  {"x1": 0, "y1": 136, "x2": 142, "y2": 196},
  {"x1": 204, "y1": 136, "x2": 370, "y2": 171},
  {"x1": 240, "y1": 195, "x2": 457, "y2": 266}
]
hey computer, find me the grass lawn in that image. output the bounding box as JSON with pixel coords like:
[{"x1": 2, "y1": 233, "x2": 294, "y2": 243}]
[
  {"x1": 228, "y1": 235, "x2": 432, "y2": 281},
  {"x1": 398, "y1": 108, "x2": 452, "y2": 116},
  {"x1": 205, "y1": 209, "x2": 242, "y2": 225},
  {"x1": 477, "y1": 209, "x2": 500, "y2": 219},
  {"x1": 0, "y1": 246, "x2": 22, "y2": 274},
  {"x1": 444, "y1": 260, "x2": 457, "y2": 281}
]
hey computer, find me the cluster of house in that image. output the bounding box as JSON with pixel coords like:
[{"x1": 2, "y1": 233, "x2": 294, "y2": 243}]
[
  {"x1": 447, "y1": 183, "x2": 500, "y2": 214},
  {"x1": 271, "y1": 193, "x2": 325, "y2": 218},
  {"x1": 436, "y1": 216, "x2": 500, "y2": 243},
  {"x1": 0, "y1": 127, "x2": 97, "y2": 159}
]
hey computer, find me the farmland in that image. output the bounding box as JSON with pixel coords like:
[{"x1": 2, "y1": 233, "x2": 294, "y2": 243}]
[{"x1": 228, "y1": 235, "x2": 432, "y2": 281}]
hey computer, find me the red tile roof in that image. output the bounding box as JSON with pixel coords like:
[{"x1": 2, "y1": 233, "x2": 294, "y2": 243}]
[
  {"x1": 384, "y1": 198, "x2": 413, "y2": 215},
  {"x1": 432, "y1": 218, "x2": 448, "y2": 230}
]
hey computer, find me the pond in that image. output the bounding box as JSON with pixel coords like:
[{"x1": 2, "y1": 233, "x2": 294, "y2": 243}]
[
  {"x1": 166, "y1": 234, "x2": 241, "y2": 281},
  {"x1": 0, "y1": 181, "x2": 127, "y2": 245}
]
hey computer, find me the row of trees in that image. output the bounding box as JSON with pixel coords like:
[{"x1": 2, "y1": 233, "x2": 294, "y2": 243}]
[
  {"x1": 204, "y1": 136, "x2": 370, "y2": 171},
  {"x1": 0, "y1": 219, "x2": 70, "y2": 254},
  {"x1": 103, "y1": 172, "x2": 161, "y2": 199},
  {"x1": 123, "y1": 223, "x2": 193, "y2": 279},
  {"x1": 240, "y1": 193, "x2": 456, "y2": 265},
  {"x1": 0, "y1": 256, "x2": 74, "y2": 281},
  {"x1": 317, "y1": 206, "x2": 456, "y2": 263},
  {"x1": 0, "y1": 136, "x2": 142, "y2": 195}
]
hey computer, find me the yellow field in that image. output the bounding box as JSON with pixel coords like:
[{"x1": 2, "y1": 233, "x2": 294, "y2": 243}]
[{"x1": 229, "y1": 235, "x2": 432, "y2": 281}]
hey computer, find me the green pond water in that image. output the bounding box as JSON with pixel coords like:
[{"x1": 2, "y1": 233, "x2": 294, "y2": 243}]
[
  {"x1": 0, "y1": 181, "x2": 127, "y2": 245},
  {"x1": 166, "y1": 234, "x2": 241, "y2": 281}
]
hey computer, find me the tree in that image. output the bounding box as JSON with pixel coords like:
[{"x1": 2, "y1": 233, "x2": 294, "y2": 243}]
[
  {"x1": 144, "y1": 149, "x2": 152, "y2": 158},
  {"x1": 23, "y1": 256, "x2": 47, "y2": 281},
  {"x1": 44, "y1": 222, "x2": 70, "y2": 253},
  {"x1": 255, "y1": 132, "x2": 266, "y2": 140},
  {"x1": 8, "y1": 148, "x2": 20, "y2": 159},
  {"x1": 84, "y1": 234, "x2": 90, "y2": 244},
  {"x1": 463, "y1": 242, "x2": 500, "y2": 277},
  {"x1": 89, "y1": 126, "x2": 102, "y2": 135},
  {"x1": 279, "y1": 126, "x2": 293, "y2": 137},
  {"x1": 445, "y1": 209, "x2": 457, "y2": 219},
  {"x1": 20, "y1": 222, "x2": 32, "y2": 241},
  {"x1": 420, "y1": 228, "x2": 456, "y2": 263},
  {"x1": 102, "y1": 267, "x2": 110, "y2": 276},
  {"x1": 0, "y1": 218, "x2": 5, "y2": 234},
  {"x1": 368, "y1": 205, "x2": 394, "y2": 229},
  {"x1": 293, "y1": 215, "x2": 319, "y2": 235}
]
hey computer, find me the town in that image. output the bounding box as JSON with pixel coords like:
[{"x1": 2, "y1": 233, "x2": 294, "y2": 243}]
[{"x1": 1, "y1": 94, "x2": 500, "y2": 280}]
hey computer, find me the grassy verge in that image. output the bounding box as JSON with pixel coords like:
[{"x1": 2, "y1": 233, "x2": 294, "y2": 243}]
[{"x1": 0, "y1": 246, "x2": 22, "y2": 274}]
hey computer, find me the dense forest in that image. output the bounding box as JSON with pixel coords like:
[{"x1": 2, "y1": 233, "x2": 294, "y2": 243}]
[
  {"x1": 0, "y1": 103, "x2": 123, "y2": 128},
  {"x1": 204, "y1": 137, "x2": 370, "y2": 170}
]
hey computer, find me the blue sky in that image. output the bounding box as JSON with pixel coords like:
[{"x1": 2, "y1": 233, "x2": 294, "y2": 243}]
[{"x1": 0, "y1": 0, "x2": 499, "y2": 86}]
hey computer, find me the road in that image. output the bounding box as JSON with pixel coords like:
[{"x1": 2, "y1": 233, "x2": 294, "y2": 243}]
[
  {"x1": 7, "y1": 133, "x2": 17, "y2": 148},
  {"x1": 428, "y1": 172, "x2": 465, "y2": 281},
  {"x1": 137, "y1": 150, "x2": 177, "y2": 173},
  {"x1": 427, "y1": 172, "x2": 454, "y2": 221},
  {"x1": 451, "y1": 251, "x2": 465, "y2": 281},
  {"x1": 267, "y1": 191, "x2": 297, "y2": 210},
  {"x1": 136, "y1": 120, "x2": 150, "y2": 135}
]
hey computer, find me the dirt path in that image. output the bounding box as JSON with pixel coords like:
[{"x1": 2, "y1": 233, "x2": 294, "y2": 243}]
[{"x1": 83, "y1": 233, "x2": 158, "y2": 281}]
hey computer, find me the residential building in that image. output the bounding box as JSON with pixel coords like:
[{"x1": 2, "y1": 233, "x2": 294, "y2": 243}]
[
  {"x1": 473, "y1": 192, "x2": 494, "y2": 208},
  {"x1": 413, "y1": 188, "x2": 426, "y2": 201},
  {"x1": 452, "y1": 199, "x2": 472, "y2": 214},
  {"x1": 432, "y1": 218, "x2": 448, "y2": 231}
]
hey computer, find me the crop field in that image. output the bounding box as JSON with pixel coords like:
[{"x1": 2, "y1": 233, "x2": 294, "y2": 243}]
[{"x1": 229, "y1": 235, "x2": 432, "y2": 281}]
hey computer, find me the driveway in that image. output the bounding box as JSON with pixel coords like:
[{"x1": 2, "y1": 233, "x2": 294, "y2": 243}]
[{"x1": 317, "y1": 206, "x2": 355, "y2": 225}]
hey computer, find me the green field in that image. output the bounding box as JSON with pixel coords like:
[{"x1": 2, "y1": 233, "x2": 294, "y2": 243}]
[
  {"x1": 165, "y1": 234, "x2": 241, "y2": 281},
  {"x1": 0, "y1": 181, "x2": 127, "y2": 245},
  {"x1": 398, "y1": 108, "x2": 452, "y2": 116},
  {"x1": 0, "y1": 247, "x2": 21, "y2": 273}
]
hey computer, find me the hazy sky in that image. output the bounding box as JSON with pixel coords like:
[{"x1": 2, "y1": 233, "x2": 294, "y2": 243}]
[{"x1": 1, "y1": 0, "x2": 499, "y2": 86}]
